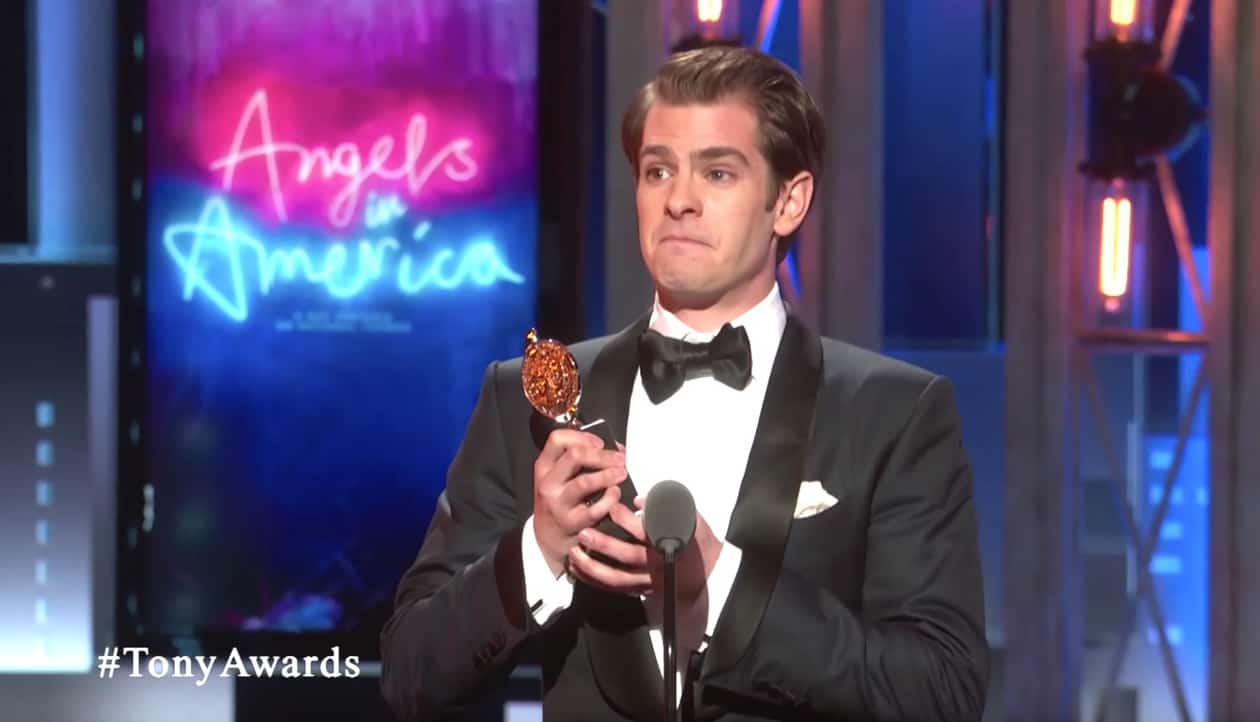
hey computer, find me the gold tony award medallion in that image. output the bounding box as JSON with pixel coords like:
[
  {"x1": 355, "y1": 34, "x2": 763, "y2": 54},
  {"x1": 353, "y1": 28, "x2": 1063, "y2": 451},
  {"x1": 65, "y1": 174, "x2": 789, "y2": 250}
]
[{"x1": 521, "y1": 328, "x2": 583, "y2": 426}]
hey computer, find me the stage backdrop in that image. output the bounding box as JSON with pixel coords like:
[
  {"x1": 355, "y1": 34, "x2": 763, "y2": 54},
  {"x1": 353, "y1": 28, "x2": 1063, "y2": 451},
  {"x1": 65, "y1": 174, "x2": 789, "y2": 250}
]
[{"x1": 141, "y1": 0, "x2": 537, "y2": 647}]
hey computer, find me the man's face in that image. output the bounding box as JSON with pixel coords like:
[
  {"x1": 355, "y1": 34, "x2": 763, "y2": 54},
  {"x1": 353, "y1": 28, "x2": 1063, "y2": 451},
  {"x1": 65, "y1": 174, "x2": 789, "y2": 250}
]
[{"x1": 635, "y1": 100, "x2": 782, "y2": 311}]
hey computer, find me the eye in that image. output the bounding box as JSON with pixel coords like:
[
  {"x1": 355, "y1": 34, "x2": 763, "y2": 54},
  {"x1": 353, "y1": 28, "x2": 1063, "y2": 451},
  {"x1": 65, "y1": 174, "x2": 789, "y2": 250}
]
[
  {"x1": 706, "y1": 168, "x2": 734, "y2": 182},
  {"x1": 643, "y1": 166, "x2": 670, "y2": 182}
]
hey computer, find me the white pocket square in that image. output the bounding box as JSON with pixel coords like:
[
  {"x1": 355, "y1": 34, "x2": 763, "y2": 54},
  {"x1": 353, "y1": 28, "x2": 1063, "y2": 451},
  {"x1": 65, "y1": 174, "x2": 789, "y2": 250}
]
[{"x1": 793, "y1": 481, "x2": 838, "y2": 519}]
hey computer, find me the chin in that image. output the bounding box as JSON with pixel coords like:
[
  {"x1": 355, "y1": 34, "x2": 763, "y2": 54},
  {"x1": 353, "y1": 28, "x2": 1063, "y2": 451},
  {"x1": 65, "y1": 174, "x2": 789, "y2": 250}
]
[{"x1": 654, "y1": 276, "x2": 721, "y2": 308}]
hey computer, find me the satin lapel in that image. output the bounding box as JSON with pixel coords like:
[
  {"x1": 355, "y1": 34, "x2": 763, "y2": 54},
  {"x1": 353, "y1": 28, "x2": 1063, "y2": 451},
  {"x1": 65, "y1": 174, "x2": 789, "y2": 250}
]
[
  {"x1": 700, "y1": 314, "x2": 823, "y2": 681},
  {"x1": 578, "y1": 314, "x2": 663, "y2": 722},
  {"x1": 580, "y1": 313, "x2": 648, "y2": 511}
]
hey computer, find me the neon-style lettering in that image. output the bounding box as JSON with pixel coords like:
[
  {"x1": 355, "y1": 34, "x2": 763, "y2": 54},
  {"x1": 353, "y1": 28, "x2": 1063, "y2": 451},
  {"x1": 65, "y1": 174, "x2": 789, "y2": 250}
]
[
  {"x1": 209, "y1": 89, "x2": 479, "y2": 229},
  {"x1": 164, "y1": 197, "x2": 525, "y2": 322}
]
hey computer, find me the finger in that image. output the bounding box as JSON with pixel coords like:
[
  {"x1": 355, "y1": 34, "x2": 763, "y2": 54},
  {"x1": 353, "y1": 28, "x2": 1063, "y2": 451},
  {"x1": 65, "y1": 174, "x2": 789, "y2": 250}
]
[
  {"x1": 568, "y1": 547, "x2": 653, "y2": 594},
  {"x1": 608, "y1": 502, "x2": 647, "y2": 543},
  {"x1": 577, "y1": 527, "x2": 648, "y2": 569},
  {"x1": 634, "y1": 495, "x2": 645, "y2": 510},
  {"x1": 536, "y1": 428, "x2": 604, "y2": 461},
  {"x1": 542, "y1": 428, "x2": 597, "y2": 460},
  {"x1": 694, "y1": 511, "x2": 714, "y2": 538},
  {"x1": 548, "y1": 445, "x2": 625, "y2": 489},
  {"x1": 561, "y1": 465, "x2": 627, "y2": 507},
  {"x1": 579, "y1": 484, "x2": 622, "y2": 526},
  {"x1": 536, "y1": 429, "x2": 601, "y2": 479}
]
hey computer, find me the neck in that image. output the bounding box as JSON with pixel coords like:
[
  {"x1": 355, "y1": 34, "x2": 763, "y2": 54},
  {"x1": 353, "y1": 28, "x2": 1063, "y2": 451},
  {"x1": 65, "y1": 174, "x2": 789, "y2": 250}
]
[{"x1": 658, "y1": 274, "x2": 776, "y2": 333}]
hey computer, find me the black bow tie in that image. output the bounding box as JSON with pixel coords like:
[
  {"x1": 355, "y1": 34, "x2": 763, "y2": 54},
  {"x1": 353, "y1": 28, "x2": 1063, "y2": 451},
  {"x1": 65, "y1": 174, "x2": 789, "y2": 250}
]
[{"x1": 638, "y1": 323, "x2": 753, "y2": 404}]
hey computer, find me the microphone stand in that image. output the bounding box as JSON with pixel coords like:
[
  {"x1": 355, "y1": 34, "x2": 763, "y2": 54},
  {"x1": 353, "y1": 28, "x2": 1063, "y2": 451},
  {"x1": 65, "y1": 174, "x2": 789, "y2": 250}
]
[
  {"x1": 643, "y1": 479, "x2": 695, "y2": 722},
  {"x1": 661, "y1": 540, "x2": 681, "y2": 722}
]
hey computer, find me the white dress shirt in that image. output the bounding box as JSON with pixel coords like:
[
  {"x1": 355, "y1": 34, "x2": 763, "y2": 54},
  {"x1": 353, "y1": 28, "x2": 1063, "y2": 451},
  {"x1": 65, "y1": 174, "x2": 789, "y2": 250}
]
[{"x1": 520, "y1": 283, "x2": 787, "y2": 702}]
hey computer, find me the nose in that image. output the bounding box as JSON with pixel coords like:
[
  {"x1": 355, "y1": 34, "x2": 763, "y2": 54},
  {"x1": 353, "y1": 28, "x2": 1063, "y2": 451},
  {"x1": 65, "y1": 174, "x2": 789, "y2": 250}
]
[{"x1": 664, "y1": 172, "x2": 700, "y2": 220}]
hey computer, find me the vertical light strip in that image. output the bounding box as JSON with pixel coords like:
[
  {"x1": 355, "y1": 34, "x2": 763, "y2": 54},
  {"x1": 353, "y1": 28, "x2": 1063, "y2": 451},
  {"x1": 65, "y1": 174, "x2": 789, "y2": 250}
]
[{"x1": 1100, "y1": 196, "x2": 1133, "y2": 298}]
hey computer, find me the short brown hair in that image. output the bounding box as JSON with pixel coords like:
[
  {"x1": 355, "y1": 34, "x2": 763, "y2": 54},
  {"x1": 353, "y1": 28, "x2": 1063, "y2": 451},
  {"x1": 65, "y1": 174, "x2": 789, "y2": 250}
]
[{"x1": 621, "y1": 46, "x2": 826, "y2": 260}]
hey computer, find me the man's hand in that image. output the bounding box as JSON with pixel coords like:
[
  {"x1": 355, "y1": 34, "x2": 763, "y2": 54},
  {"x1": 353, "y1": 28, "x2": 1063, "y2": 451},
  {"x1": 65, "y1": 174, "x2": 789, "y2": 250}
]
[
  {"x1": 569, "y1": 495, "x2": 724, "y2": 605},
  {"x1": 568, "y1": 500, "x2": 654, "y2": 594},
  {"x1": 533, "y1": 430, "x2": 628, "y2": 578}
]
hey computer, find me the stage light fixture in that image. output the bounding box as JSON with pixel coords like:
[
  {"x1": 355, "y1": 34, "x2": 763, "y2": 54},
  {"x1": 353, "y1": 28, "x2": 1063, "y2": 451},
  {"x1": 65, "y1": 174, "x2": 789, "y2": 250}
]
[{"x1": 1079, "y1": 0, "x2": 1203, "y2": 324}]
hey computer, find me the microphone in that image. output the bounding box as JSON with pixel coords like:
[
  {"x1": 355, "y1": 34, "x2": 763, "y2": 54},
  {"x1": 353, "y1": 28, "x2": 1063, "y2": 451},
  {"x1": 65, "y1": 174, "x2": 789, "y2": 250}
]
[
  {"x1": 643, "y1": 480, "x2": 696, "y2": 558},
  {"x1": 642, "y1": 480, "x2": 696, "y2": 722}
]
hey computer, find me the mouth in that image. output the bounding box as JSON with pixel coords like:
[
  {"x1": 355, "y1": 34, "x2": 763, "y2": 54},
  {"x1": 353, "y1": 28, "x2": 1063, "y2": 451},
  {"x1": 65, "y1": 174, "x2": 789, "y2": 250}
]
[{"x1": 658, "y1": 235, "x2": 709, "y2": 248}]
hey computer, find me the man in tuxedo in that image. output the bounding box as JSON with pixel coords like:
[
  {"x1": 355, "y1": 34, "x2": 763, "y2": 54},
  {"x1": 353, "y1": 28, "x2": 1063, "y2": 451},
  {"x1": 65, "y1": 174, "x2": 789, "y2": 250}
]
[{"x1": 381, "y1": 46, "x2": 988, "y2": 721}]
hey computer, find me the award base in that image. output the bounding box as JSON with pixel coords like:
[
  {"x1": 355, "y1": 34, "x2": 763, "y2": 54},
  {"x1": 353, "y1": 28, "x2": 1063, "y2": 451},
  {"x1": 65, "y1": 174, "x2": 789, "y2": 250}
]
[{"x1": 576, "y1": 418, "x2": 644, "y2": 567}]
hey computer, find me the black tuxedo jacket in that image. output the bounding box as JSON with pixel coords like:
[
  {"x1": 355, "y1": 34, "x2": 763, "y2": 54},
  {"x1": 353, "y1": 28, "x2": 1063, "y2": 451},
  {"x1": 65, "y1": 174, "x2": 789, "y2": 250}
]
[{"x1": 381, "y1": 314, "x2": 989, "y2": 721}]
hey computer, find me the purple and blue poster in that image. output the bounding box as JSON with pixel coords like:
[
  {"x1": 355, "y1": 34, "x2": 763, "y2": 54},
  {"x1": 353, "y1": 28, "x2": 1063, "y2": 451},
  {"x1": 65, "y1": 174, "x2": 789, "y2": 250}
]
[{"x1": 141, "y1": 0, "x2": 537, "y2": 645}]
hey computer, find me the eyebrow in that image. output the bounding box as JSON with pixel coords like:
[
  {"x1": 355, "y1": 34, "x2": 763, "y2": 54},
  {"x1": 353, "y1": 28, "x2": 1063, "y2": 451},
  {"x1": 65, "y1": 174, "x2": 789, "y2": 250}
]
[
  {"x1": 639, "y1": 145, "x2": 677, "y2": 163},
  {"x1": 639, "y1": 145, "x2": 752, "y2": 167},
  {"x1": 694, "y1": 146, "x2": 751, "y2": 166}
]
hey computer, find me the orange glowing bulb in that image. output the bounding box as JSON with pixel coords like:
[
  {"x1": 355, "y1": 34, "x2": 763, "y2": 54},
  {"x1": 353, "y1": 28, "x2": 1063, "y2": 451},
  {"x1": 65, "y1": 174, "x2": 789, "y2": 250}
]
[
  {"x1": 1110, "y1": 0, "x2": 1137, "y2": 27},
  {"x1": 1100, "y1": 196, "x2": 1133, "y2": 299},
  {"x1": 697, "y1": 0, "x2": 723, "y2": 23}
]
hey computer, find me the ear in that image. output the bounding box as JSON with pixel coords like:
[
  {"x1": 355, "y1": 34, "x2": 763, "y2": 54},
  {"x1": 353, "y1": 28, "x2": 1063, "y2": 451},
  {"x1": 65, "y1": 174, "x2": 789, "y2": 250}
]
[{"x1": 771, "y1": 171, "x2": 815, "y2": 239}]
